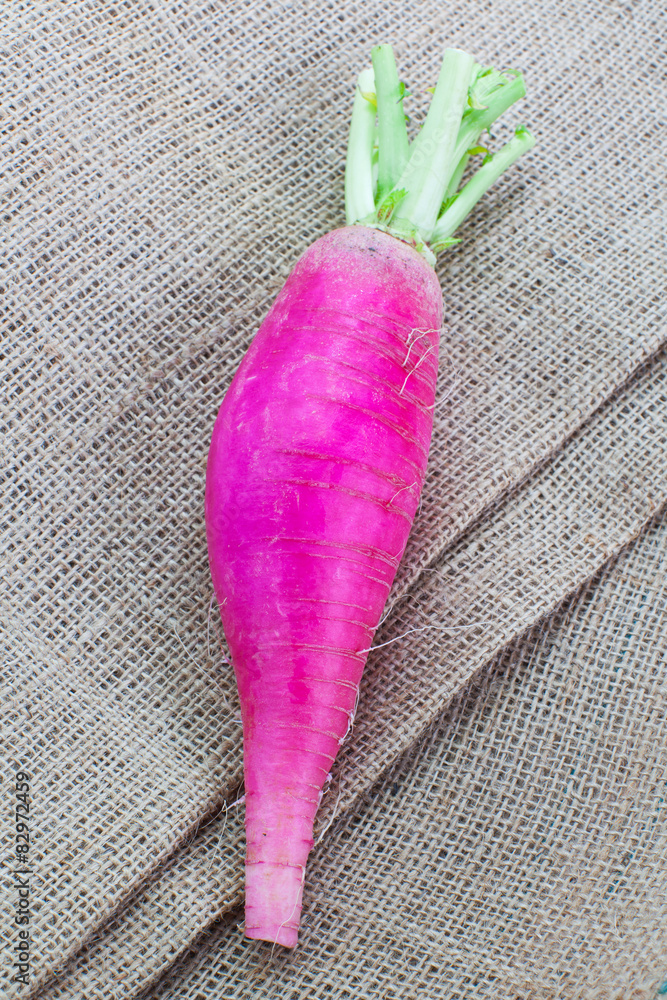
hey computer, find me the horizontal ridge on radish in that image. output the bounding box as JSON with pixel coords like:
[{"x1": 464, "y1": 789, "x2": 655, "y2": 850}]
[{"x1": 205, "y1": 43, "x2": 534, "y2": 948}]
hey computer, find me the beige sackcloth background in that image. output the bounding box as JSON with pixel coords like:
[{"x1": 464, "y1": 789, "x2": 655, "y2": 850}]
[{"x1": 2, "y1": 0, "x2": 666, "y2": 997}]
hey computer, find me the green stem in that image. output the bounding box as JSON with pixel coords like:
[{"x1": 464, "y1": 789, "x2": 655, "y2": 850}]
[
  {"x1": 443, "y1": 152, "x2": 470, "y2": 203},
  {"x1": 345, "y1": 67, "x2": 376, "y2": 225},
  {"x1": 371, "y1": 44, "x2": 410, "y2": 203},
  {"x1": 449, "y1": 72, "x2": 526, "y2": 175},
  {"x1": 391, "y1": 48, "x2": 474, "y2": 241},
  {"x1": 439, "y1": 71, "x2": 527, "y2": 215},
  {"x1": 431, "y1": 127, "x2": 536, "y2": 246},
  {"x1": 344, "y1": 45, "x2": 534, "y2": 261}
]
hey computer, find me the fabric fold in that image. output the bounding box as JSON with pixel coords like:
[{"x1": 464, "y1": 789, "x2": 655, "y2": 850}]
[
  {"x1": 144, "y1": 505, "x2": 667, "y2": 999},
  {"x1": 31, "y1": 345, "x2": 667, "y2": 999}
]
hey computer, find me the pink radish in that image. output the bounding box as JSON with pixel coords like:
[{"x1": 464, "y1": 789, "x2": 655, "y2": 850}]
[{"x1": 205, "y1": 44, "x2": 533, "y2": 947}]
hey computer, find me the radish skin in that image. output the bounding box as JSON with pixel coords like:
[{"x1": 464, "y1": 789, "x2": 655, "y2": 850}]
[
  {"x1": 206, "y1": 226, "x2": 441, "y2": 946},
  {"x1": 205, "y1": 44, "x2": 533, "y2": 947}
]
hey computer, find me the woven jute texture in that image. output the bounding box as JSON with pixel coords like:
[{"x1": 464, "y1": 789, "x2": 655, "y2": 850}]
[
  {"x1": 142, "y1": 503, "x2": 667, "y2": 1000},
  {"x1": 32, "y1": 346, "x2": 667, "y2": 1000},
  {"x1": 1, "y1": 0, "x2": 665, "y2": 997}
]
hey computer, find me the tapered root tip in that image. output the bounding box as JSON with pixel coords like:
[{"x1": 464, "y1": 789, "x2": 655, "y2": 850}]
[{"x1": 244, "y1": 861, "x2": 305, "y2": 948}]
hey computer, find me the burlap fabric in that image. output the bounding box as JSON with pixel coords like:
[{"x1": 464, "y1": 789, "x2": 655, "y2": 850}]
[
  {"x1": 142, "y1": 501, "x2": 667, "y2": 1000},
  {"x1": 1, "y1": 1, "x2": 665, "y2": 997}
]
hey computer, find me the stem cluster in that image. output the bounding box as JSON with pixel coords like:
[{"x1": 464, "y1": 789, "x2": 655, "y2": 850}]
[{"x1": 345, "y1": 45, "x2": 535, "y2": 263}]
